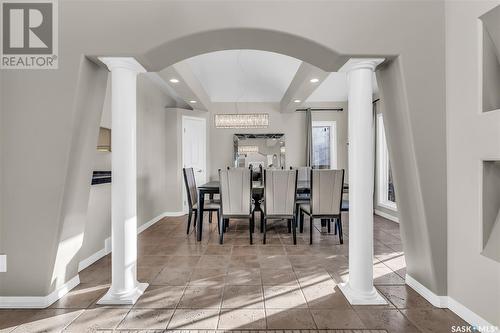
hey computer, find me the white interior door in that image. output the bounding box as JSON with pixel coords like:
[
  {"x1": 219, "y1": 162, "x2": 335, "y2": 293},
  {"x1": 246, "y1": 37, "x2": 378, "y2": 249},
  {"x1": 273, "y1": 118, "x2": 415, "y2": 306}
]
[{"x1": 182, "y1": 116, "x2": 207, "y2": 211}]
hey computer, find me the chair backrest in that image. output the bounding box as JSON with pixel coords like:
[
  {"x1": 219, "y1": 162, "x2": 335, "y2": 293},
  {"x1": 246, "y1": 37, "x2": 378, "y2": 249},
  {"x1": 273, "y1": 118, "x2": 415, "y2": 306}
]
[
  {"x1": 183, "y1": 167, "x2": 198, "y2": 209},
  {"x1": 310, "y1": 169, "x2": 344, "y2": 215},
  {"x1": 219, "y1": 168, "x2": 252, "y2": 216},
  {"x1": 264, "y1": 169, "x2": 297, "y2": 216},
  {"x1": 295, "y1": 166, "x2": 311, "y2": 182}
]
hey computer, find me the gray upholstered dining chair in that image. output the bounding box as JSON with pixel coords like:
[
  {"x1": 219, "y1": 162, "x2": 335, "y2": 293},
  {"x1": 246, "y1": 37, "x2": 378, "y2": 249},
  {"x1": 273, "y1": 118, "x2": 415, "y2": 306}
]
[
  {"x1": 261, "y1": 169, "x2": 298, "y2": 244},
  {"x1": 183, "y1": 167, "x2": 220, "y2": 234},
  {"x1": 299, "y1": 169, "x2": 345, "y2": 244},
  {"x1": 218, "y1": 167, "x2": 254, "y2": 244}
]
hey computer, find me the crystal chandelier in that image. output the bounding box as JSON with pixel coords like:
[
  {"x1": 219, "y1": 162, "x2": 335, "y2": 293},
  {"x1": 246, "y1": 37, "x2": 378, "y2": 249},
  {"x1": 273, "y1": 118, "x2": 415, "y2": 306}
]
[
  {"x1": 238, "y1": 145, "x2": 259, "y2": 154},
  {"x1": 215, "y1": 113, "x2": 269, "y2": 129}
]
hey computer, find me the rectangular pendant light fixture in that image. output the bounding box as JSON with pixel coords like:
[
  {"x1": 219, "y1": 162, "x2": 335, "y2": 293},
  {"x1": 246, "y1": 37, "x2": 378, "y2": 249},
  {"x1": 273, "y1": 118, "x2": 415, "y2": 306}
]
[{"x1": 215, "y1": 113, "x2": 269, "y2": 129}]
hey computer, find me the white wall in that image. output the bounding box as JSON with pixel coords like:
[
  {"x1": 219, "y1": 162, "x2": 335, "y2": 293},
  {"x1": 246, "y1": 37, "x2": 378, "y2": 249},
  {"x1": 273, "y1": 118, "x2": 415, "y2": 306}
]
[{"x1": 445, "y1": 1, "x2": 500, "y2": 326}]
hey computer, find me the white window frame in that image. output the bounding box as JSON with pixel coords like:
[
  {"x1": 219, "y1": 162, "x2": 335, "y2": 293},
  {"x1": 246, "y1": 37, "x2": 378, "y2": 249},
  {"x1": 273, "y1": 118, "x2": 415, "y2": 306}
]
[
  {"x1": 312, "y1": 120, "x2": 338, "y2": 169},
  {"x1": 376, "y1": 114, "x2": 397, "y2": 211}
]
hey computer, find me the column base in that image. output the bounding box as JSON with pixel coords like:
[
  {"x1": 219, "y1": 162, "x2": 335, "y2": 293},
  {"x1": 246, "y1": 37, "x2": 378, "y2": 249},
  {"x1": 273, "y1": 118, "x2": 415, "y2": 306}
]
[
  {"x1": 97, "y1": 282, "x2": 148, "y2": 305},
  {"x1": 338, "y1": 282, "x2": 387, "y2": 305}
]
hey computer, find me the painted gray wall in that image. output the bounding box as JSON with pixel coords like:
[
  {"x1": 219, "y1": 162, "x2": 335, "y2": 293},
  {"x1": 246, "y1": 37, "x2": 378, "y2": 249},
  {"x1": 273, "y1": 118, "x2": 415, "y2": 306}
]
[
  {"x1": 79, "y1": 78, "x2": 112, "y2": 261},
  {"x1": 446, "y1": 1, "x2": 500, "y2": 325},
  {"x1": 482, "y1": 161, "x2": 500, "y2": 262},
  {"x1": 136, "y1": 75, "x2": 180, "y2": 222},
  {"x1": 0, "y1": 69, "x2": 3, "y2": 259},
  {"x1": 0, "y1": 1, "x2": 448, "y2": 307},
  {"x1": 482, "y1": 27, "x2": 500, "y2": 112}
]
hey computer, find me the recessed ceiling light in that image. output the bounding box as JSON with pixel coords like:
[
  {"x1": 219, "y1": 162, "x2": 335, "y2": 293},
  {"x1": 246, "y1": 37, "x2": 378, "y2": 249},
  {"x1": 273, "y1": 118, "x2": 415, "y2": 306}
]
[
  {"x1": 169, "y1": 78, "x2": 179, "y2": 83},
  {"x1": 310, "y1": 78, "x2": 319, "y2": 83},
  {"x1": 294, "y1": 99, "x2": 301, "y2": 103},
  {"x1": 189, "y1": 100, "x2": 197, "y2": 104}
]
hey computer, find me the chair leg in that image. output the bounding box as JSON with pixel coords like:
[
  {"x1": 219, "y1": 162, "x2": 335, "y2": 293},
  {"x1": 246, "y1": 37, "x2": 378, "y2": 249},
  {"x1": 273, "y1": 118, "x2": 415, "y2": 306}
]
[
  {"x1": 263, "y1": 217, "x2": 267, "y2": 244},
  {"x1": 327, "y1": 219, "x2": 331, "y2": 233},
  {"x1": 310, "y1": 217, "x2": 313, "y2": 245},
  {"x1": 249, "y1": 216, "x2": 254, "y2": 245},
  {"x1": 300, "y1": 210, "x2": 304, "y2": 233},
  {"x1": 295, "y1": 203, "x2": 299, "y2": 230},
  {"x1": 219, "y1": 213, "x2": 224, "y2": 244},
  {"x1": 216, "y1": 210, "x2": 221, "y2": 234},
  {"x1": 252, "y1": 210, "x2": 255, "y2": 233},
  {"x1": 260, "y1": 210, "x2": 264, "y2": 233},
  {"x1": 338, "y1": 216, "x2": 343, "y2": 244},
  {"x1": 334, "y1": 218, "x2": 338, "y2": 235},
  {"x1": 193, "y1": 210, "x2": 198, "y2": 227},
  {"x1": 287, "y1": 219, "x2": 291, "y2": 233},
  {"x1": 186, "y1": 210, "x2": 193, "y2": 234},
  {"x1": 292, "y1": 218, "x2": 297, "y2": 245}
]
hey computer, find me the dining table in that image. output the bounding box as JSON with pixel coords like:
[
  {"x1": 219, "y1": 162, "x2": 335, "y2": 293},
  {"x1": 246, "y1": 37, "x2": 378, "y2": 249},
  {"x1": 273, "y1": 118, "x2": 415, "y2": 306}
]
[{"x1": 196, "y1": 180, "x2": 348, "y2": 241}]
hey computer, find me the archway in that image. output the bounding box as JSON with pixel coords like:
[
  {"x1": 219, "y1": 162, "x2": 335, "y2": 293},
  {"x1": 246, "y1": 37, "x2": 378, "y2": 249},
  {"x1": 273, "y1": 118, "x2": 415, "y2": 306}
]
[{"x1": 85, "y1": 27, "x2": 441, "y2": 307}]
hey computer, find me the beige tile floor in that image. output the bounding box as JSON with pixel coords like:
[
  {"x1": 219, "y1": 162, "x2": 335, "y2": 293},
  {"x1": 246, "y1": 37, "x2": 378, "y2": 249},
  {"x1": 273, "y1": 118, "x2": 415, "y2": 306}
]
[{"x1": 0, "y1": 213, "x2": 469, "y2": 332}]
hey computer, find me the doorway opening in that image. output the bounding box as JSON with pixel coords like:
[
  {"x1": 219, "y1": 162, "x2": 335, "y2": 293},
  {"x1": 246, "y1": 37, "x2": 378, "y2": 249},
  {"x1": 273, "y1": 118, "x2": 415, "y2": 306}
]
[{"x1": 182, "y1": 115, "x2": 207, "y2": 212}]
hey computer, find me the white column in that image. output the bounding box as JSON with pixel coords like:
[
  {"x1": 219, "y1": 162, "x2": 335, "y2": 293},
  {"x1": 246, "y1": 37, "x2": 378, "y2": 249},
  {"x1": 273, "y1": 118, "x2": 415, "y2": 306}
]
[
  {"x1": 339, "y1": 58, "x2": 386, "y2": 305},
  {"x1": 97, "y1": 57, "x2": 148, "y2": 305}
]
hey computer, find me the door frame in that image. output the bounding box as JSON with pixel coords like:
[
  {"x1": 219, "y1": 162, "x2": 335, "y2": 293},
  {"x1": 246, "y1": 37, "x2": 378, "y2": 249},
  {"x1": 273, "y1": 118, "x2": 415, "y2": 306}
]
[
  {"x1": 181, "y1": 115, "x2": 207, "y2": 213},
  {"x1": 311, "y1": 120, "x2": 338, "y2": 169}
]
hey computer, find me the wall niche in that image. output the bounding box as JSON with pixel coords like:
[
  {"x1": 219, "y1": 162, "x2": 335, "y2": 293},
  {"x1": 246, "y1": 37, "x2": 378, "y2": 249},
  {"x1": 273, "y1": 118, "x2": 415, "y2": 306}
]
[
  {"x1": 482, "y1": 161, "x2": 500, "y2": 262},
  {"x1": 480, "y1": 5, "x2": 500, "y2": 113}
]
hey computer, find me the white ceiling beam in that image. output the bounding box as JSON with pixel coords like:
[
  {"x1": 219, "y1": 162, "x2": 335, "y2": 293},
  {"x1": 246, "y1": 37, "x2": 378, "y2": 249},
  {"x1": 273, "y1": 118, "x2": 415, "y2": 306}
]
[
  {"x1": 280, "y1": 62, "x2": 329, "y2": 113},
  {"x1": 143, "y1": 72, "x2": 191, "y2": 110},
  {"x1": 158, "y1": 62, "x2": 211, "y2": 112}
]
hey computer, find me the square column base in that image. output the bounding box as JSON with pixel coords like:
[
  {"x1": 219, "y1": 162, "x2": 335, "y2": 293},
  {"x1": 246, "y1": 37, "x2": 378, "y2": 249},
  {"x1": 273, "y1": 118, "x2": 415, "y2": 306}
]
[
  {"x1": 339, "y1": 282, "x2": 387, "y2": 305},
  {"x1": 97, "y1": 282, "x2": 148, "y2": 305}
]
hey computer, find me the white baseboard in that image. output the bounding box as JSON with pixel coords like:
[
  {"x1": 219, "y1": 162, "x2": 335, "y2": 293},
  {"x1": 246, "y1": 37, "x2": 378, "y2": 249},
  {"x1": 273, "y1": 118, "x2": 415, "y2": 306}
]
[
  {"x1": 77, "y1": 242, "x2": 111, "y2": 272},
  {"x1": 104, "y1": 236, "x2": 112, "y2": 253},
  {"x1": 78, "y1": 211, "x2": 184, "y2": 273},
  {"x1": 406, "y1": 274, "x2": 498, "y2": 330},
  {"x1": 137, "y1": 211, "x2": 184, "y2": 234},
  {"x1": 0, "y1": 211, "x2": 185, "y2": 309},
  {"x1": 405, "y1": 274, "x2": 448, "y2": 308},
  {"x1": 374, "y1": 209, "x2": 399, "y2": 223},
  {"x1": 447, "y1": 297, "x2": 498, "y2": 330},
  {"x1": 0, "y1": 275, "x2": 80, "y2": 309}
]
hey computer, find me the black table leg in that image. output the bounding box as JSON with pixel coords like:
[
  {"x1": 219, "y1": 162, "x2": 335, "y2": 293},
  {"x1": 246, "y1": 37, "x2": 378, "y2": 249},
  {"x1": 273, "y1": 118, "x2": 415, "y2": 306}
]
[
  {"x1": 208, "y1": 193, "x2": 214, "y2": 224},
  {"x1": 197, "y1": 189, "x2": 205, "y2": 241}
]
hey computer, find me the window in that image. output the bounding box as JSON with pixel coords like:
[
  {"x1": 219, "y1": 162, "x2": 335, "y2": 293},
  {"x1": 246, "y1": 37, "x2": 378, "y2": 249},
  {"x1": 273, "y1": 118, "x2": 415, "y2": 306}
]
[
  {"x1": 312, "y1": 121, "x2": 337, "y2": 169},
  {"x1": 377, "y1": 114, "x2": 397, "y2": 210}
]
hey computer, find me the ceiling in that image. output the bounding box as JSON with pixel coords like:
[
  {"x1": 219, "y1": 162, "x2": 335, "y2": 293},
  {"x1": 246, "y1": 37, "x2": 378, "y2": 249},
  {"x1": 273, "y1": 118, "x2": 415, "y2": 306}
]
[
  {"x1": 187, "y1": 50, "x2": 301, "y2": 102},
  {"x1": 175, "y1": 49, "x2": 379, "y2": 104},
  {"x1": 306, "y1": 72, "x2": 379, "y2": 102}
]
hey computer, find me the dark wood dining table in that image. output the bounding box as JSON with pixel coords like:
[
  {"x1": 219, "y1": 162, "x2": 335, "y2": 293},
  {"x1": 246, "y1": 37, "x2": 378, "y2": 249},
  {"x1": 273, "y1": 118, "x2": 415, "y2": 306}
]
[{"x1": 196, "y1": 180, "x2": 348, "y2": 241}]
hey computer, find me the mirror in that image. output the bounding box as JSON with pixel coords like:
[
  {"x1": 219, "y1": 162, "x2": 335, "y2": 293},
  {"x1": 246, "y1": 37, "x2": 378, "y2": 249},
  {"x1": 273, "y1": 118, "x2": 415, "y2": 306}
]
[{"x1": 233, "y1": 134, "x2": 286, "y2": 179}]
